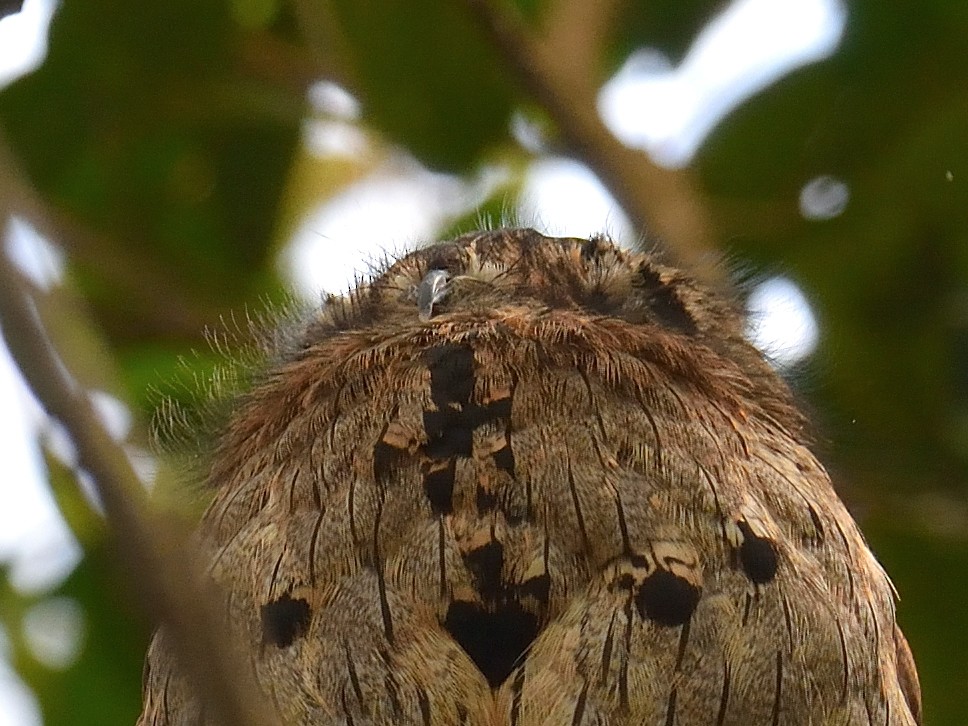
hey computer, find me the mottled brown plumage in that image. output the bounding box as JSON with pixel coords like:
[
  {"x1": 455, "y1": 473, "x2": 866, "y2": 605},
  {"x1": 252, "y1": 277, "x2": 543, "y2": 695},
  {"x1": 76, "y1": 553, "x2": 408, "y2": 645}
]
[{"x1": 139, "y1": 229, "x2": 921, "y2": 725}]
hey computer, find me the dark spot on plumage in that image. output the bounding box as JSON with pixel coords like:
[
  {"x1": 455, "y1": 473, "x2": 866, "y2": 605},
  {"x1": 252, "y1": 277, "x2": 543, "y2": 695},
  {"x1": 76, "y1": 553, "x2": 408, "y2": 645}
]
[
  {"x1": 480, "y1": 397, "x2": 512, "y2": 421},
  {"x1": 422, "y1": 408, "x2": 474, "y2": 458},
  {"x1": 425, "y1": 344, "x2": 475, "y2": 407},
  {"x1": 476, "y1": 485, "x2": 498, "y2": 513},
  {"x1": 464, "y1": 540, "x2": 504, "y2": 601},
  {"x1": 261, "y1": 593, "x2": 311, "y2": 648},
  {"x1": 583, "y1": 288, "x2": 617, "y2": 315},
  {"x1": 516, "y1": 574, "x2": 551, "y2": 606},
  {"x1": 492, "y1": 442, "x2": 515, "y2": 476},
  {"x1": 378, "y1": 649, "x2": 402, "y2": 714},
  {"x1": 372, "y1": 439, "x2": 402, "y2": 486},
  {"x1": 614, "y1": 573, "x2": 635, "y2": 591},
  {"x1": 635, "y1": 570, "x2": 701, "y2": 627},
  {"x1": 504, "y1": 501, "x2": 527, "y2": 526},
  {"x1": 422, "y1": 394, "x2": 510, "y2": 459},
  {"x1": 629, "y1": 553, "x2": 649, "y2": 569},
  {"x1": 443, "y1": 600, "x2": 537, "y2": 688},
  {"x1": 423, "y1": 460, "x2": 456, "y2": 514},
  {"x1": 638, "y1": 264, "x2": 698, "y2": 335},
  {"x1": 737, "y1": 520, "x2": 779, "y2": 584}
]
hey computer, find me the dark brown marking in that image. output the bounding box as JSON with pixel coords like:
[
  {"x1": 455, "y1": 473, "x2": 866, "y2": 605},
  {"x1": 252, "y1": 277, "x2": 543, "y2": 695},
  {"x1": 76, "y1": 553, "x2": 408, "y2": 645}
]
[
  {"x1": 443, "y1": 600, "x2": 537, "y2": 687},
  {"x1": 464, "y1": 540, "x2": 504, "y2": 601},
  {"x1": 742, "y1": 592, "x2": 753, "y2": 626},
  {"x1": 423, "y1": 408, "x2": 473, "y2": 458},
  {"x1": 417, "y1": 687, "x2": 431, "y2": 726},
  {"x1": 639, "y1": 397, "x2": 664, "y2": 468},
  {"x1": 780, "y1": 589, "x2": 795, "y2": 650},
  {"x1": 615, "y1": 496, "x2": 631, "y2": 553},
  {"x1": 567, "y1": 461, "x2": 591, "y2": 551},
  {"x1": 476, "y1": 485, "x2": 498, "y2": 513},
  {"x1": 423, "y1": 459, "x2": 456, "y2": 514},
  {"x1": 425, "y1": 343, "x2": 475, "y2": 406},
  {"x1": 268, "y1": 551, "x2": 285, "y2": 595},
  {"x1": 260, "y1": 593, "x2": 311, "y2": 648},
  {"x1": 580, "y1": 236, "x2": 606, "y2": 260},
  {"x1": 373, "y1": 503, "x2": 394, "y2": 644},
  {"x1": 347, "y1": 475, "x2": 358, "y2": 543},
  {"x1": 309, "y1": 450, "x2": 322, "y2": 507},
  {"x1": 674, "y1": 618, "x2": 691, "y2": 671},
  {"x1": 482, "y1": 396, "x2": 513, "y2": 421},
  {"x1": 379, "y1": 647, "x2": 401, "y2": 715},
  {"x1": 424, "y1": 397, "x2": 513, "y2": 461},
  {"x1": 836, "y1": 619, "x2": 850, "y2": 704},
  {"x1": 308, "y1": 510, "x2": 325, "y2": 582},
  {"x1": 344, "y1": 642, "x2": 364, "y2": 705},
  {"x1": 493, "y1": 440, "x2": 515, "y2": 476},
  {"x1": 716, "y1": 661, "x2": 731, "y2": 725},
  {"x1": 286, "y1": 469, "x2": 300, "y2": 513},
  {"x1": 737, "y1": 520, "x2": 778, "y2": 584},
  {"x1": 894, "y1": 624, "x2": 922, "y2": 724},
  {"x1": 524, "y1": 472, "x2": 533, "y2": 519},
  {"x1": 664, "y1": 687, "x2": 678, "y2": 726},
  {"x1": 517, "y1": 573, "x2": 551, "y2": 606},
  {"x1": 571, "y1": 680, "x2": 589, "y2": 725},
  {"x1": 771, "y1": 650, "x2": 783, "y2": 726},
  {"x1": 437, "y1": 516, "x2": 447, "y2": 599},
  {"x1": 509, "y1": 665, "x2": 526, "y2": 726},
  {"x1": 162, "y1": 672, "x2": 171, "y2": 715},
  {"x1": 699, "y1": 465, "x2": 730, "y2": 547},
  {"x1": 638, "y1": 264, "x2": 698, "y2": 334},
  {"x1": 833, "y1": 515, "x2": 860, "y2": 605},
  {"x1": 866, "y1": 598, "x2": 881, "y2": 649},
  {"x1": 635, "y1": 570, "x2": 701, "y2": 627},
  {"x1": 600, "y1": 611, "x2": 617, "y2": 685},
  {"x1": 372, "y1": 438, "x2": 402, "y2": 486},
  {"x1": 619, "y1": 600, "x2": 633, "y2": 712},
  {"x1": 339, "y1": 690, "x2": 356, "y2": 726},
  {"x1": 864, "y1": 698, "x2": 877, "y2": 726},
  {"x1": 807, "y1": 503, "x2": 826, "y2": 541},
  {"x1": 614, "y1": 573, "x2": 635, "y2": 591}
]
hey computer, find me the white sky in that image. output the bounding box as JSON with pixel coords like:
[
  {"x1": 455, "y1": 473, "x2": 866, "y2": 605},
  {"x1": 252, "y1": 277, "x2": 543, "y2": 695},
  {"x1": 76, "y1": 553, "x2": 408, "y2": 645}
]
[{"x1": 0, "y1": 0, "x2": 842, "y2": 721}]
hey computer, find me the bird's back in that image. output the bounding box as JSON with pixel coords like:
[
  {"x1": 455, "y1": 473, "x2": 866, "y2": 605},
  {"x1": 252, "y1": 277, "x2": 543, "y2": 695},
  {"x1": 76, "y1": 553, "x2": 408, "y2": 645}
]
[{"x1": 139, "y1": 229, "x2": 920, "y2": 725}]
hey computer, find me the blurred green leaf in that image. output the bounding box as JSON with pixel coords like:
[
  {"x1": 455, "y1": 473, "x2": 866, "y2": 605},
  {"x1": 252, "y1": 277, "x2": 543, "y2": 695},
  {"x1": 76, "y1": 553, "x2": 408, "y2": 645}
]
[
  {"x1": 326, "y1": 0, "x2": 517, "y2": 170},
  {"x1": 0, "y1": 0, "x2": 300, "y2": 347}
]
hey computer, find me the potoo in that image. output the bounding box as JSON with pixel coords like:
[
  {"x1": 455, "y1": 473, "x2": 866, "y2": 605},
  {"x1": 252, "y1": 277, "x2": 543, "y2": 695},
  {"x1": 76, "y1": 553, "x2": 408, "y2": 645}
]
[{"x1": 138, "y1": 229, "x2": 921, "y2": 725}]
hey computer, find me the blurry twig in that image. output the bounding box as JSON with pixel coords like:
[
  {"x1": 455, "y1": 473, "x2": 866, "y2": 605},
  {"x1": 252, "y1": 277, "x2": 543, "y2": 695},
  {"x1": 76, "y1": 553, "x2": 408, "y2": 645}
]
[
  {"x1": 290, "y1": 0, "x2": 359, "y2": 92},
  {"x1": 542, "y1": 0, "x2": 626, "y2": 91},
  {"x1": 0, "y1": 134, "x2": 273, "y2": 726},
  {"x1": 466, "y1": 0, "x2": 723, "y2": 284}
]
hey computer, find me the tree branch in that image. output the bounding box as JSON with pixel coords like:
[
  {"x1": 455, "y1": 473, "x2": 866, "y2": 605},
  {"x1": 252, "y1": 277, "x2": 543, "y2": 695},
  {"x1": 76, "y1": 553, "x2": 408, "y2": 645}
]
[
  {"x1": 541, "y1": 0, "x2": 626, "y2": 91},
  {"x1": 0, "y1": 136, "x2": 273, "y2": 726},
  {"x1": 466, "y1": 0, "x2": 723, "y2": 284}
]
